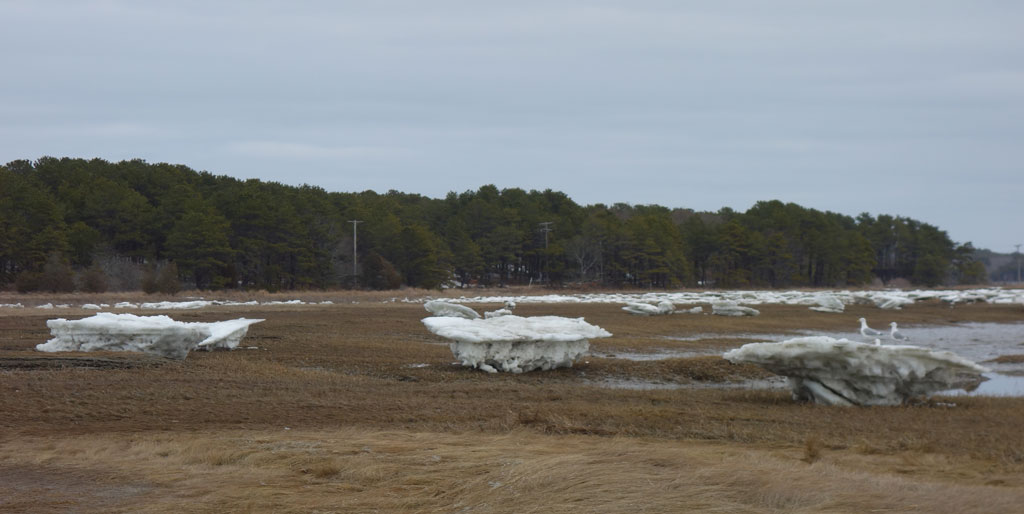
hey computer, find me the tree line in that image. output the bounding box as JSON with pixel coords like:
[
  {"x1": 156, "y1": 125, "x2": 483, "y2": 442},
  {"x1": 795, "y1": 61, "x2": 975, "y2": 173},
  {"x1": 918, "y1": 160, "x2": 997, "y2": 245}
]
[{"x1": 0, "y1": 157, "x2": 987, "y2": 292}]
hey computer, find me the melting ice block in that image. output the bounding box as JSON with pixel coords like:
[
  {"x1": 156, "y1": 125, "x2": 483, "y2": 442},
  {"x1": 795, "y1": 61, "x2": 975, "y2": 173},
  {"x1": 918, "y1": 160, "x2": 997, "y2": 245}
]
[
  {"x1": 711, "y1": 302, "x2": 760, "y2": 317},
  {"x1": 36, "y1": 313, "x2": 264, "y2": 360},
  {"x1": 723, "y1": 336, "x2": 988, "y2": 406},
  {"x1": 809, "y1": 294, "x2": 844, "y2": 313},
  {"x1": 622, "y1": 301, "x2": 675, "y2": 316},
  {"x1": 424, "y1": 300, "x2": 481, "y2": 319},
  {"x1": 875, "y1": 295, "x2": 914, "y2": 310},
  {"x1": 422, "y1": 314, "x2": 611, "y2": 373}
]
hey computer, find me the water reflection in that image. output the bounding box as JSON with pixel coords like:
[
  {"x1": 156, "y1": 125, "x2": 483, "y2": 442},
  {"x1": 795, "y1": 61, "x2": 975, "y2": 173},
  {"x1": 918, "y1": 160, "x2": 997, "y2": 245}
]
[{"x1": 942, "y1": 373, "x2": 1024, "y2": 397}]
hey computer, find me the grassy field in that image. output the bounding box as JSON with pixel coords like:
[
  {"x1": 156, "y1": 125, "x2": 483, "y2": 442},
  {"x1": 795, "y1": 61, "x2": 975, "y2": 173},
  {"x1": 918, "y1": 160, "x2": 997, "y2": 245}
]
[{"x1": 1, "y1": 292, "x2": 1023, "y2": 512}]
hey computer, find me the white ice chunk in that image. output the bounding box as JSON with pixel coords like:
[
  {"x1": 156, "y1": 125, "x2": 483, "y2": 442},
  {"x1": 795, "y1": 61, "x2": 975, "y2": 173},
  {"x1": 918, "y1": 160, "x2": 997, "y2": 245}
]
[
  {"x1": 36, "y1": 303, "x2": 54, "y2": 309},
  {"x1": 448, "y1": 339, "x2": 591, "y2": 373},
  {"x1": 140, "y1": 300, "x2": 215, "y2": 310},
  {"x1": 422, "y1": 314, "x2": 611, "y2": 373},
  {"x1": 484, "y1": 300, "x2": 517, "y2": 318},
  {"x1": 622, "y1": 301, "x2": 676, "y2": 316},
  {"x1": 1, "y1": 303, "x2": 25, "y2": 308},
  {"x1": 423, "y1": 315, "x2": 611, "y2": 344},
  {"x1": 114, "y1": 302, "x2": 138, "y2": 308},
  {"x1": 424, "y1": 300, "x2": 481, "y2": 319},
  {"x1": 81, "y1": 304, "x2": 102, "y2": 310},
  {"x1": 711, "y1": 302, "x2": 760, "y2": 317},
  {"x1": 195, "y1": 317, "x2": 266, "y2": 350},
  {"x1": 875, "y1": 295, "x2": 914, "y2": 310},
  {"x1": 36, "y1": 313, "x2": 264, "y2": 360},
  {"x1": 723, "y1": 336, "x2": 988, "y2": 406},
  {"x1": 263, "y1": 299, "x2": 304, "y2": 305},
  {"x1": 809, "y1": 294, "x2": 844, "y2": 313}
]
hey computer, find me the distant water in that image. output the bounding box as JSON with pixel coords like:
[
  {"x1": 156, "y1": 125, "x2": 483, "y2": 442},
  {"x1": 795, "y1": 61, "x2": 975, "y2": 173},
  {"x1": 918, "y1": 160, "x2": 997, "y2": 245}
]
[{"x1": 599, "y1": 322, "x2": 1024, "y2": 397}]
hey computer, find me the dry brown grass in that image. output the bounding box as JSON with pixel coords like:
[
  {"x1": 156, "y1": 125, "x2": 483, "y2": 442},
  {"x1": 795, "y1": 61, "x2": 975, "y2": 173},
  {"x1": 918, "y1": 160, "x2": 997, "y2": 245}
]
[
  {"x1": 1, "y1": 298, "x2": 1024, "y2": 511},
  {"x1": 2, "y1": 429, "x2": 1023, "y2": 513}
]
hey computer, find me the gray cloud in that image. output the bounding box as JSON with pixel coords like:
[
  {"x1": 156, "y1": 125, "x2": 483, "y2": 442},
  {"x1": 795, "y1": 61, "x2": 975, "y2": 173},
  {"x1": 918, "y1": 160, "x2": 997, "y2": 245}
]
[{"x1": 2, "y1": 1, "x2": 1022, "y2": 250}]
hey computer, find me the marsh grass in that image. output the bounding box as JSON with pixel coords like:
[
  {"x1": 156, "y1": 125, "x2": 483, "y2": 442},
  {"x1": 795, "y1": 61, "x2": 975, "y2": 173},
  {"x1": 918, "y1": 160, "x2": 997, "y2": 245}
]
[
  {"x1": 2, "y1": 429, "x2": 1023, "y2": 513},
  {"x1": 2, "y1": 299, "x2": 1024, "y2": 511}
]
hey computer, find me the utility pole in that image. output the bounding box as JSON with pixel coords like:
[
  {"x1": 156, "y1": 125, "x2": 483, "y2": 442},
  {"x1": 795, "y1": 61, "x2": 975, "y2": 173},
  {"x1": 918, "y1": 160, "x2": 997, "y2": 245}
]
[
  {"x1": 1016, "y1": 244, "x2": 1022, "y2": 283},
  {"x1": 349, "y1": 220, "x2": 363, "y2": 288},
  {"x1": 539, "y1": 222, "x2": 553, "y2": 249},
  {"x1": 539, "y1": 222, "x2": 553, "y2": 283}
]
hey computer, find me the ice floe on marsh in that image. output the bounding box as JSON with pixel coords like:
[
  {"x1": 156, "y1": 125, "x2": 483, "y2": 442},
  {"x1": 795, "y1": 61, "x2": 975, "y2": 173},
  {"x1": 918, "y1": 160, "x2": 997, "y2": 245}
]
[
  {"x1": 422, "y1": 312, "x2": 611, "y2": 373},
  {"x1": 724, "y1": 336, "x2": 988, "y2": 406},
  {"x1": 3, "y1": 298, "x2": 334, "y2": 311},
  {"x1": 622, "y1": 301, "x2": 676, "y2": 316},
  {"x1": 414, "y1": 287, "x2": 1024, "y2": 310},
  {"x1": 711, "y1": 302, "x2": 760, "y2": 317},
  {"x1": 3, "y1": 287, "x2": 1022, "y2": 312},
  {"x1": 809, "y1": 294, "x2": 844, "y2": 313},
  {"x1": 36, "y1": 313, "x2": 264, "y2": 360},
  {"x1": 424, "y1": 300, "x2": 481, "y2": 319}
]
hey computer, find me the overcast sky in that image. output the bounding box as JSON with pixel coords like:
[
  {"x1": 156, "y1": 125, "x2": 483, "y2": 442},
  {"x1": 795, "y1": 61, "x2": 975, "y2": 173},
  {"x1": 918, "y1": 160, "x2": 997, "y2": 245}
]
[{"x1": 2, "y1": 1, "x2": 1022, "y2": 251}]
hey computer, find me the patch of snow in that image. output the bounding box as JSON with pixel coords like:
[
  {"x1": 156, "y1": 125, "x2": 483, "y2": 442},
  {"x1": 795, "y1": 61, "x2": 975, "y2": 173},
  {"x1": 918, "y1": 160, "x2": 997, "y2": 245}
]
[
  {"x1": 0, "y1": 303, "x2": 24, "y2": 308},
  {"x1": 724, "y1": 336, "x2": 988, "y2": 406},
  {"x1": 36, "y1": 303, "x2": 54, "y2": 309},
  {"x1": 81, "y1": 304, "x2": 102, "y2": 310},
  {"x1": 36, "y1": 313, "x2": 264, "y2": 360},
  {"x1": 114, "y1": 302, "x2": 138, "y2": 308}
]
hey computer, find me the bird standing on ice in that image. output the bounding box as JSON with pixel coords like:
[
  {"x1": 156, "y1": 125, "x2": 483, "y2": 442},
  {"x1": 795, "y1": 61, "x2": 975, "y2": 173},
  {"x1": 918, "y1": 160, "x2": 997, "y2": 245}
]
[
  {"x1": 859, "y1": 318, "x2": 884, "y2": 339},
  {"x1": 890, "y1": 322, "x2": 910, "y2": 342}
]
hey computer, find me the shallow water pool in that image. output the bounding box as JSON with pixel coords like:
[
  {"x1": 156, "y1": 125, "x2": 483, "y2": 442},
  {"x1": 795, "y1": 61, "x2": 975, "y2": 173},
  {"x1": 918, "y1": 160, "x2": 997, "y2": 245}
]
[{"x1": 599, "y1": 322, "x2": 1024, "y2": 397}]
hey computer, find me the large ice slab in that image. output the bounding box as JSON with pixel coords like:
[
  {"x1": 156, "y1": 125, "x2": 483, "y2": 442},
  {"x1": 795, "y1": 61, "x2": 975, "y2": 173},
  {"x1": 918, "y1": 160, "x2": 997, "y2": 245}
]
[
  {"x1": 36, "y1": 313, "x2": 264, "y2": 360},
  {"x1": 422, "y1": 314, "x2": 611, "y2": 373},
  {"x1": 723, "y1": 336, "x2": 988, "y2": 406}
]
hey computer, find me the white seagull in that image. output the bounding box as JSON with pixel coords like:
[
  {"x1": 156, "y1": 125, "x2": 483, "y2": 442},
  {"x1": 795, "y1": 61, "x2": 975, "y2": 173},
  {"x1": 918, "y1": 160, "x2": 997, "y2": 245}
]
[
  {"x1": 858, "y1": 318, "x2": 885, "y2": 339},
  {"x1": 889, "y1": 322, "x2": 910, "y2": 342}
]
